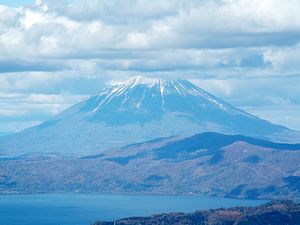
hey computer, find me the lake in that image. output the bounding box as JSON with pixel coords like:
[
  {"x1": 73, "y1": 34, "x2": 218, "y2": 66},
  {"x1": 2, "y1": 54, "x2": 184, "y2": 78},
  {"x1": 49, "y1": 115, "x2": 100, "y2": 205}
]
[{"x1": 0, "y1": 194, "x2": 267, "y2": 225}]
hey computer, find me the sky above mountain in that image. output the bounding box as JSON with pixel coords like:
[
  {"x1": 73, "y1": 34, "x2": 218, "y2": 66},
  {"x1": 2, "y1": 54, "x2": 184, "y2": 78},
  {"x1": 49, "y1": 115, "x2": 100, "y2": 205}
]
[{"x1": 0, "y1": 0, "x2": 300, "y2": 132}]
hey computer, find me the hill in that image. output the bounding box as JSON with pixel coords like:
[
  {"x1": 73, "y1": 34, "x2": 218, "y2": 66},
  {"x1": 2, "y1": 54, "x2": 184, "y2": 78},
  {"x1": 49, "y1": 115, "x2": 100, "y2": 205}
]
[
  {"x1": 0, "y1": 132, "x2": 299, "y2": 199},
  {"x1": 93, "y1": 200, "x2": 300, "y2": 225}
]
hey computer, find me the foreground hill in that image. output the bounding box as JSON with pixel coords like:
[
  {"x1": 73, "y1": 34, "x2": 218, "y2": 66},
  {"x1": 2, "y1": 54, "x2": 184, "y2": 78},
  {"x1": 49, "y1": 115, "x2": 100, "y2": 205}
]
[
  {"x1": 93, "y1": 201, "x2": 300, "y2": 225},
  {"x1": 0, "y1": 76, "x2": 298, "y2": 156},
  {"x1": 0, "y1": 132, "x2": 299, "y2": 199}
]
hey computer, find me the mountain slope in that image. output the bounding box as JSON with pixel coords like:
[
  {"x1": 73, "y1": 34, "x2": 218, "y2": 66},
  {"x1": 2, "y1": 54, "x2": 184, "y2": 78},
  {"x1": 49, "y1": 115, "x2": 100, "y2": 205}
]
[
  {"x1": 0, "y1": 76, "x2": 297, "y2": 156},
  {"x1": 0, "y1": 132, "x2": 299, "y2": 198}
]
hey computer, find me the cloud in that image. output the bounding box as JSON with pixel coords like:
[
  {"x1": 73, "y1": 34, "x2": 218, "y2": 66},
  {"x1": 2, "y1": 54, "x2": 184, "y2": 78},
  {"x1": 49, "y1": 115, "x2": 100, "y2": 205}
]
[
  {"x1": 0, "y1": 0, "x2": 300, "y2": 131},
  {"x1": 263, "y1": 44, "x2": 300, "y2": 69},
  {"x1": 0, "y1": 0, "x2": 299, "y2": 58},
  {"x1": 0, "y1": 71, "x2": 109, "y2": 94},
  {"x1": 0, "y1": 0, "x2": 299, "y2": 76},
  {"x1": 0, "y1": 92, "x2": 85, "y2": 132}
]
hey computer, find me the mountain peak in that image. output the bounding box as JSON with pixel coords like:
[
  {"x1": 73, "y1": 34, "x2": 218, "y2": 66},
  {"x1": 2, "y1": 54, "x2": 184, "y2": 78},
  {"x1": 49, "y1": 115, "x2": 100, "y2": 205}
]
[
  {"x1": 127, "y1": 76, "x2": 165, "y2": 86},
  {"x1": 99, "y1": 76, "x2": 237, "y2": 114},
  {"x1": 108, "y1": 76, "x2": 167, "y2": 96},
  {"x1": 0, "y1": 75, "x2": 292, "y2": 156},
  {"x1": 109, "y1": 76, "x2": 165, "y2": 88},
  {"x1": 107, "y1": 76, "x2": 207, "y2": 98}
]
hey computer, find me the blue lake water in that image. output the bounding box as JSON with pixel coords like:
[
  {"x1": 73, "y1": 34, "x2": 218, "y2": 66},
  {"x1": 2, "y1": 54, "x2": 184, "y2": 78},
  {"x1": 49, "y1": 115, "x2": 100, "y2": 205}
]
[{"x1": 0, "y1": 194, "x2": 267, "y2": 225}]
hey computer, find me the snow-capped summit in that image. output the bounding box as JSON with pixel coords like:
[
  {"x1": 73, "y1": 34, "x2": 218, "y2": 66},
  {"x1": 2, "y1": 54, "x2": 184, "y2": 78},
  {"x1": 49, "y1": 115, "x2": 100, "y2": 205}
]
[
  {"x1": 0, "y1": 76, "x2": 296, "y2": 156},
  {"x1": 66, "y1": 76, "x2": 254, "y2": 126},
  {"x1": 110, "y1": 76, "x2": 164, "y2": 87}
]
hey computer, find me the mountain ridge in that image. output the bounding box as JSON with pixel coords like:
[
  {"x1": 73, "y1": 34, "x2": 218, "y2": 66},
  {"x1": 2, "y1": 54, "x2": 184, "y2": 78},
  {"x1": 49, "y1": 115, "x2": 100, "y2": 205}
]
[{"x1": 0, "y1": 131, "x2": 299, "y2": 199}]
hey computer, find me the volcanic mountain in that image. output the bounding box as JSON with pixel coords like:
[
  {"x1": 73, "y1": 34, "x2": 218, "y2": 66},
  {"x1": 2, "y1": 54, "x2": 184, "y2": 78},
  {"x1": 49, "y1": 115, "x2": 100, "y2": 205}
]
[{"x1": 0, "y1": 76, "x2": 297, "y2": 156}]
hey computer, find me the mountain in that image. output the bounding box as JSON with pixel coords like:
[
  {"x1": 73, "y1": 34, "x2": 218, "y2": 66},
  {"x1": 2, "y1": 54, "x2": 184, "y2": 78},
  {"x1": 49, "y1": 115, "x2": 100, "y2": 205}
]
[
  {"x1": 1, "y1": 132, "x2": 299, "y2": 199},
  {"x1": 94, "y1": 201, "x2": 300, "y2": 225},
  {"x1": 0, "y1": 76, "x2": 298, "y2": 156}
]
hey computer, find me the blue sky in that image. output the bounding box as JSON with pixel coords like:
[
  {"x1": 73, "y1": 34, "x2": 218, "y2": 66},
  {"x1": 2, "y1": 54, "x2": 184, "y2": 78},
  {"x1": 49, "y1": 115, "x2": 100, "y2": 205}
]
[
  {"x1": 0, "y1": 0, "x2": 300, "y2": 132},
  {"x1": 0, "y1": 0, "x2": 33, "y2": 6}
]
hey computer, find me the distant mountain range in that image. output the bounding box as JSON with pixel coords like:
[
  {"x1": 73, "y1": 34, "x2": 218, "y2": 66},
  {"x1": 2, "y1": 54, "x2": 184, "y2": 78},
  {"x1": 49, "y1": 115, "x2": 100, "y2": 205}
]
[
  {"x1": 94, "y1": 201, "x2": 300, "y2": 225},
  {"x1": 0, "y1": 76, "x2": 299, "y2": 156},
  {"x1": 1, "y1": 132, "x2": 299, "y2": 199}
]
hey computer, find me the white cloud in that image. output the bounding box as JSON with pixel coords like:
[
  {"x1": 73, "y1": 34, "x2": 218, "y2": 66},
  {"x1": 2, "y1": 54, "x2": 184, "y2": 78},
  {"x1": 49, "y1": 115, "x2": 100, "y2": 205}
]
[
  {"x1": 21, "y1": 9, "x2": 46, "y2": 29},
  {"x1": 0, "y1": 0, "x2": 300, "y2": 131},
  {"x1": 0, "y1": 0, "x2": 300, "y2": 59},
  {"x1": 264, "y1": 44, "x2": 300, "y2": 69},
  {"x1": 0, "y1": 92, "x2": 85, "y2": 132}
]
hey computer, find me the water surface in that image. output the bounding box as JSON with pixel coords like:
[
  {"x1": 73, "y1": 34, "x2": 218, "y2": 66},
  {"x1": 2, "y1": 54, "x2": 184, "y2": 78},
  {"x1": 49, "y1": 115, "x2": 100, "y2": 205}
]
[{"x1": 0, "y1": 194, "x2": 267, "y2": 225}]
